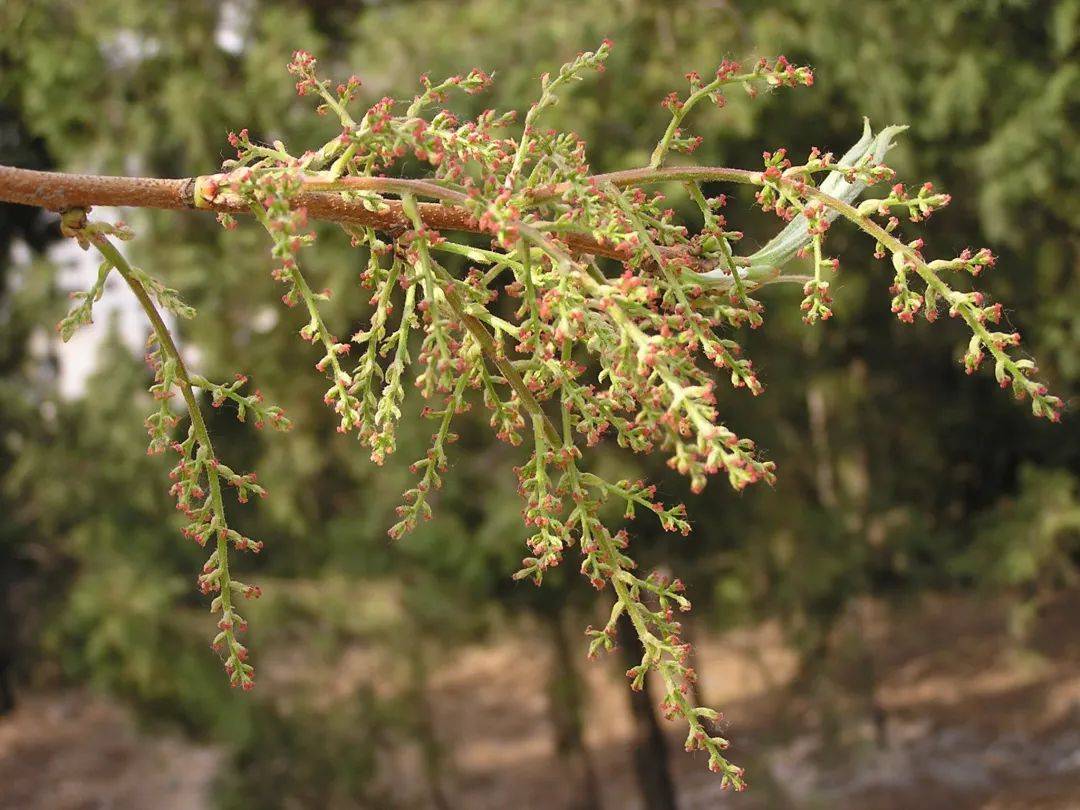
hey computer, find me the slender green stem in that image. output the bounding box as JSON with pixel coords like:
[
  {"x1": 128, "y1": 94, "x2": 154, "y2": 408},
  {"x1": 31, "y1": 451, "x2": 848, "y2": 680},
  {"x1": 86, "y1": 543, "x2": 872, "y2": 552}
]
[
  {"x1": 650, "y1": 72, "x2": 758, "y2": 168},
  {"x1": 248, "y1": 203, "x2": 354, "y2": 419},
  {"x1": 91, "y1": 233, "x2": 246, "y2": 681}
]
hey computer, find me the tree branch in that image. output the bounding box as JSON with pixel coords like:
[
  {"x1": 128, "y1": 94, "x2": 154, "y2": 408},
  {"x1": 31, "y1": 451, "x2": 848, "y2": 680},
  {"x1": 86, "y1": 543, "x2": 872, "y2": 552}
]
[
  {"x1": 0, "y1": 163, "x2": 634, "y2": 261},
  {"x1": 0, "y1": 163, "x2": 760, "y2": 270}
]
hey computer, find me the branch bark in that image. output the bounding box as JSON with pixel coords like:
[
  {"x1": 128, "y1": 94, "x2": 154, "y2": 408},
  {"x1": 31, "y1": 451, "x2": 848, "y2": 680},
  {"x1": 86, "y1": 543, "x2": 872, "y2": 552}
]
[
  {"x1": 0, "y1": 163, "x2": 759, "y2": 268},
  {"x1": 0, "y1": 164, "x2": 632, "y2": 260}
]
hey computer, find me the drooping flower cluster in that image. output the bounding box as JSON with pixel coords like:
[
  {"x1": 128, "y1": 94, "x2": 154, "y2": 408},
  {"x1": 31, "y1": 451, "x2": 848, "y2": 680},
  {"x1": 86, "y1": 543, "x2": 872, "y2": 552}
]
[
  {"x1": 53, "y1": 40, "x2": 1064, "y2": 786},
  {"x1": 194, "y1": 43, "x2": 1063, "y2": 783},
  {"x1": 747, "y1": 129, "x2": 1061, "y2": 420},
  {"x1": 57, "y1": 208, "x2": 291, "y2": 690}
]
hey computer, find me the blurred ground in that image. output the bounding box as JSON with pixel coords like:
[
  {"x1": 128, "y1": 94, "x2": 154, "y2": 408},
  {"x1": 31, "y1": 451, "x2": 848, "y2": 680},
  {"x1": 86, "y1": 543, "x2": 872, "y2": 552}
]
[
  {"x1": 1, "y1": 591, "x2": 1077, "y2": 809},
  {"x1": 0, "y1": 693, "x2": 219, "y2": 809}
]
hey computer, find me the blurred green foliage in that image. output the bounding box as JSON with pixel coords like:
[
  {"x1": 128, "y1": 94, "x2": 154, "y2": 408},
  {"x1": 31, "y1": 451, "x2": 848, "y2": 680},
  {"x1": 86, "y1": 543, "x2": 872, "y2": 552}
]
[{"x1": 1, "y1": 0, "x2": 1077, "y2": 804}]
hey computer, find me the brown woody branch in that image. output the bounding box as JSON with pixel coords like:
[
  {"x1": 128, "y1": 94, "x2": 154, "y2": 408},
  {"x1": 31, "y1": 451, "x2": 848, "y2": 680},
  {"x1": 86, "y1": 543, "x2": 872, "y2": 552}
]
[{"x1": 0, "y1": 163, "x2": 757, "y2": 268}]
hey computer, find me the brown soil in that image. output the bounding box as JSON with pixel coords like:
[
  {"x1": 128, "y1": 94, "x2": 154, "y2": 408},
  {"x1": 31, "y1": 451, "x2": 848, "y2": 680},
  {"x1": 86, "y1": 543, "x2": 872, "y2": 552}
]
[
  {"x1": 1, "y1": 591, "x2": 1077, "y2": 809},
  {"x1": 0, "y1": 692, "x2": 219, "y2": 809}
]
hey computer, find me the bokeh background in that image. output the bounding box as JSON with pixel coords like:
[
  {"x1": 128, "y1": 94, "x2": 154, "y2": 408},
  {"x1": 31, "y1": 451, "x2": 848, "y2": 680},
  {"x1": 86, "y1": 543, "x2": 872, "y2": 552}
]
[{"x1": 1, "y1": 1, "x2": 1078, "y2": 808}]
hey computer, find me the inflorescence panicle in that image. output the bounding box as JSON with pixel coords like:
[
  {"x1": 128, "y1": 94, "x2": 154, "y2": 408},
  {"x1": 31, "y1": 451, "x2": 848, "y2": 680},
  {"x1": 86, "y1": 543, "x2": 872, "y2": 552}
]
[
  {"x1": 57, "y1": 209, "x2": 290, "y2": 690},
  {"x1": 50, "y1": 41, "x2": 1062, "y2": 784}
]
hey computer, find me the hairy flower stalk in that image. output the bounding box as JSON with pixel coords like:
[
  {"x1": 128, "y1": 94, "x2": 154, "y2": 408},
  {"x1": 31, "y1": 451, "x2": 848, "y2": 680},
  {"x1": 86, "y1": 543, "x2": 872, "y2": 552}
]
[{"x1": 6, "y1": 42, "x2": 1062, "y2": 785}]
